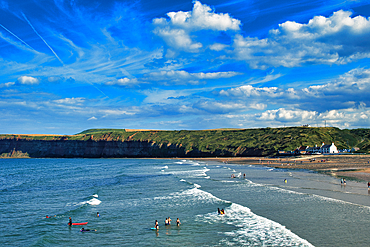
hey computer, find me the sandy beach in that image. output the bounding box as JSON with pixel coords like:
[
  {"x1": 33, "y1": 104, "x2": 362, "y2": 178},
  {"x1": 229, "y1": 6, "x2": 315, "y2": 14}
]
[{"x1": 192, "y1": 155, "x2": 370, "y2": 182}]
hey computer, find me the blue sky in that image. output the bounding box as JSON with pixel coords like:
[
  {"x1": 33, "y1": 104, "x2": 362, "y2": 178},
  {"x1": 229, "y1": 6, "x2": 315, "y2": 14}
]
[{"x1": 1, "y1": 0, "x2": 370, "y2": 134}]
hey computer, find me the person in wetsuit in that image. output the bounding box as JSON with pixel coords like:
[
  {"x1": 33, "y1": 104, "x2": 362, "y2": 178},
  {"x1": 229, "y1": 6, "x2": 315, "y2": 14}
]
[
  {"x1": 68, "y1": 217, "x2": 72, "y2": 226},
  {"x1": 81, "y1": 228, "x2": 96, "y2": 232}
]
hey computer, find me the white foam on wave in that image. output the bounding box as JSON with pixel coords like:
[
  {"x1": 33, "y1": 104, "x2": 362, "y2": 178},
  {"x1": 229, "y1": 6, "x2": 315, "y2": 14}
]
[
  {"x1": 87, "y1": 198, "x2": 101, "y2": 205},
  {"x1": 153, "y1": 186, "x2": 231, "y2": 206},
  {"x1": 93, "y1": 194, "x2": 98, "y2": 198},
  {"x1": 198, "y1": 203, "x2": 314, "y2": 246},
  {"x1": 165, "y1": 166, "x2": 210, "y2": 178}
]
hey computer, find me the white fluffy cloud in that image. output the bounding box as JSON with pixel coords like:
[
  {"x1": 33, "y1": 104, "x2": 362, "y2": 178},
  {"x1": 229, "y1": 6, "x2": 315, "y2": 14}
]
[
  {"x1": 220, "y1": 85, "x2": 281, "y2": 97},
  {"x1": 105, "y1": 77, "x2": 143, "y2": 87},
  {"x1": 234, "y1": 10, "x2": 370, "y2": 69},
  {"x1": 153, "y1": 1, "x2": 240, "y2": 51},
  {"x1": 149, "y1": 70, "x2": 241, "y2": 81},
  {"x1": 53, "y1": 97, "x2": 85, "y2": 105},
  {"x1": 259, "y1": 108, "x2": 317, "y2": 122},
  {"x1": 219, "y1": 67, "x2": 370, "y2": 113},
  {"x1": 17, "y1": 76, "x2": 39, "y2": 85},
  {"x1": 303, "y1": 68, "x2": 370, "y2": 96}
]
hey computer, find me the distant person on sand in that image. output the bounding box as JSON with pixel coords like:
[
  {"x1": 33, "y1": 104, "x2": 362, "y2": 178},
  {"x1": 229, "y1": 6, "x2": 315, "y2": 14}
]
[
  {"x1": 68, "y1": 217, "x2": 72, "y2": 226},
  {"x1": 176, "y1": 218, "x2": 181, "y2": 226}
]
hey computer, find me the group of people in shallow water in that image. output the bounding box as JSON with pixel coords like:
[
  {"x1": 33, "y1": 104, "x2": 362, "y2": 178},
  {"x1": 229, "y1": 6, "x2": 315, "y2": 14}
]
[{"x1": 154, "y1": 217, "x2": 181, "y2": 230}]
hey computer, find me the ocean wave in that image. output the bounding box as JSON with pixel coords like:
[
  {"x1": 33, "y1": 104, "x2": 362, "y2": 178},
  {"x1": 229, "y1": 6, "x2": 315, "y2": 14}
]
[{"x1": 198, "y1": 203, "x2": 314, "y2": 246}]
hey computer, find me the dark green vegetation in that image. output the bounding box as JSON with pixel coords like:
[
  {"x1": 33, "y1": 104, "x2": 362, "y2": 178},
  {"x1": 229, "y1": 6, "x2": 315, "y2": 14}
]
[
  {"x1": 79, "y1": 127, "x2": 370, "y2": 155},
  {"x1": 1, "y1": 127, "x2": 368, "y2": 157}
]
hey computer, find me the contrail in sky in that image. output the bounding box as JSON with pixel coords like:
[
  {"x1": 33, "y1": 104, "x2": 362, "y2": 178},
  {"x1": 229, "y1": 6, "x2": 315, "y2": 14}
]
[
  {"x1": 22, "y1": 13, "x2": 64, "y2": 65},
  {"x1": 0, "y1": 23, "x2": 35, "y2": 51}
]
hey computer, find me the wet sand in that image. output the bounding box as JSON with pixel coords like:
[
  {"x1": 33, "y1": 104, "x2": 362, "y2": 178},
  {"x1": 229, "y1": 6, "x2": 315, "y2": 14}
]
[{"x1": 191, "y1": 155, "x2": 370, "y2": 182}]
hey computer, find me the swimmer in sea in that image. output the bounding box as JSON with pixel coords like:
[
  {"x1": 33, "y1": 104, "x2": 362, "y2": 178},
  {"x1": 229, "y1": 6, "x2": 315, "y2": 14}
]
[
  {"x1": 218, "y1": 208, "x2": 221, "y2": 214},
  {"x1": 176, "y1": 218, "x2": 181, "y2": 226},
  {"x1": 97, "y1": 212, "x2": 100, "y2": 217},
  {"x1": 221, "y1": 209, "x2": 225, "y2": 214},
  {"x1": 168, "y1": 217, "x2": 172, "y2": 225},
  {"x1": 155, "y1": 220, "x2": 159, "y2": 230},
  {"x1": 165, "y1": 218, "x2": 169, "y2": 225},
  {"x1": 68, "y1": 217, "x2": 72, "y2": 226},
  {"x1": 81, "y1": 228, "x2": 96, "y2": 232}
]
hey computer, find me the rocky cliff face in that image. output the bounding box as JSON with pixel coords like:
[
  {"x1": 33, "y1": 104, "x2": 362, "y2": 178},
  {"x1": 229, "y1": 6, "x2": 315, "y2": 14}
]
[
  {"x1": 0, "y1": 138, "x2": 264, "y2": 158},
  {"x1": 0, "y1": 139, "x2": 187, "y2": 158}
]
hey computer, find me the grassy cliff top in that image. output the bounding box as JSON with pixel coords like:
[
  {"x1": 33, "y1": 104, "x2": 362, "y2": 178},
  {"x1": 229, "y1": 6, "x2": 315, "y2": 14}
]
[{"x1": 1, "y1": 127, "x2": 369, "y2": 155}]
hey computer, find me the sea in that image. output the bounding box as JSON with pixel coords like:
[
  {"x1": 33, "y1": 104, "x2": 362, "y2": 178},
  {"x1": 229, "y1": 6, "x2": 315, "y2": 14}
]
[{"x1": 1, "y1": 158, "x2": 370, "y2": 247}]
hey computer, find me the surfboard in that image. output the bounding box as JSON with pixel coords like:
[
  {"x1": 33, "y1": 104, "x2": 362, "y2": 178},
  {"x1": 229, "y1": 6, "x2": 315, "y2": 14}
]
[
  {"x1": 150, "y1": 227, "x2": 158, "y2": 230},
  {"x1": 72, "y1": 222, "x2": 88, "y2": 225}
]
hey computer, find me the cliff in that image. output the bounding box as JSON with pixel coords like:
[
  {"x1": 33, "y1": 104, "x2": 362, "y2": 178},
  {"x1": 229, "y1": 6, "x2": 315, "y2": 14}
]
[{"x1": 0, "y1": 127, "x2": 369, "y2": 158}]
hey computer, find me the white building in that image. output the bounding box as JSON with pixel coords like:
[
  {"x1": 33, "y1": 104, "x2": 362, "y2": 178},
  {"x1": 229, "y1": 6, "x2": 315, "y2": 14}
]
[{"x1": 319, "y1": 142, "x2": 338, "y2": 154}]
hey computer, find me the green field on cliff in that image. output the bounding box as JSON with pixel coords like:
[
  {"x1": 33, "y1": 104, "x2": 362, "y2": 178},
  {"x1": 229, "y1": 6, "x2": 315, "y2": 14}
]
[{"x1": 2, "y1": 127, "x2": 368, "y2": 156}]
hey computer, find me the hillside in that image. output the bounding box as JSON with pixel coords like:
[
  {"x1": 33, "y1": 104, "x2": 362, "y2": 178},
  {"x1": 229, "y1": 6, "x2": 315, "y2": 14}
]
[{"x1": 0, "y1": 127, "x2": 369, "y2": 158}]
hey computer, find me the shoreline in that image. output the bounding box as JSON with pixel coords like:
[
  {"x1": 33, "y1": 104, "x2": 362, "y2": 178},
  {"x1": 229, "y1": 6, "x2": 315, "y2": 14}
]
[{"x1": 190, "y1": 155, "x2": 370, "y2": 182}]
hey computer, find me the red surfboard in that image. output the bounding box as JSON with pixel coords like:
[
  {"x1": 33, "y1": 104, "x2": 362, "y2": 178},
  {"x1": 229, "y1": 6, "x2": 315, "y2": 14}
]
[{"x1": 72, "y1": 222, "x2": 88, "y2": 225}]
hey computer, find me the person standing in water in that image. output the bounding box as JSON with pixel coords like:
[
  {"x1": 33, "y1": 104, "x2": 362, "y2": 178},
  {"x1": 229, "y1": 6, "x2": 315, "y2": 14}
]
[
  {"x1": 97, "y1": 212, "x2": 100, "y2": 217},
  {"x1": 176, "y1": 218, "x2": 181, "y2": 226},
  {"x1": 154, "y1": 220, "x2": 159, "y2": 230},
  {"x1": 68, "y1": 217, "x2": 72, "y2": 226},
  {"x1": 168, "y1": 217, "x2": 172, "y2": 225}
]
